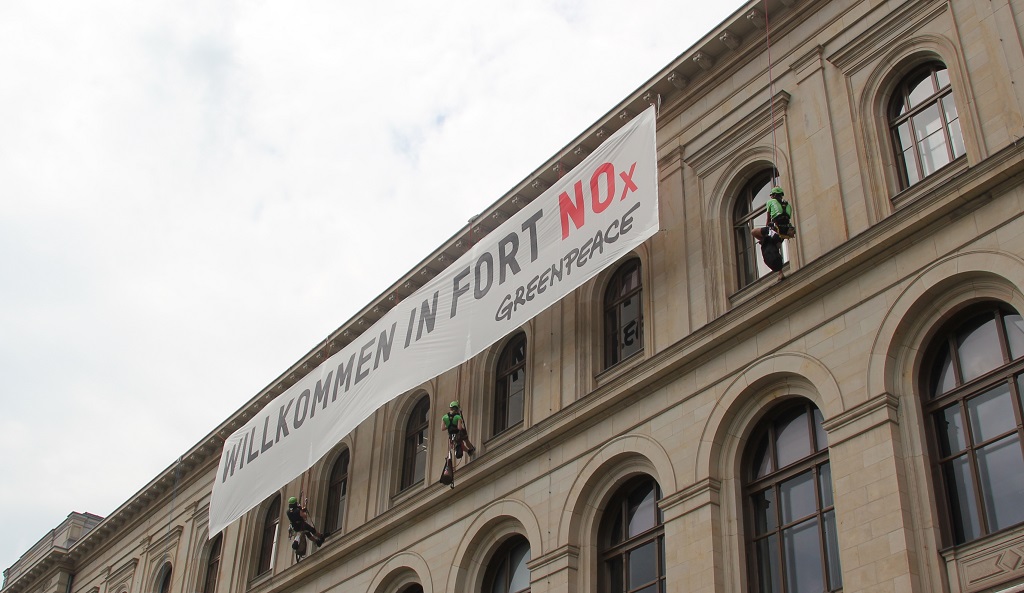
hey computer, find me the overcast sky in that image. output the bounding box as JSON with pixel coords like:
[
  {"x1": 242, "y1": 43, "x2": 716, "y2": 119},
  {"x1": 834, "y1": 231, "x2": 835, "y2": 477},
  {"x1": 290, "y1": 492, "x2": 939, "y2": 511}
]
[{"x1": 0, "y1": 0, "x2": 744, "y2": 576}]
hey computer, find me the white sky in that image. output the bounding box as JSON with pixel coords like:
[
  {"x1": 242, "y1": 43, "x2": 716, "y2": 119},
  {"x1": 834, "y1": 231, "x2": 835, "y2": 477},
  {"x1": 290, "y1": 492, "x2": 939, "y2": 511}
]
[{"x1": 0, "y1": 0, "x2": 744, "y2": 576}]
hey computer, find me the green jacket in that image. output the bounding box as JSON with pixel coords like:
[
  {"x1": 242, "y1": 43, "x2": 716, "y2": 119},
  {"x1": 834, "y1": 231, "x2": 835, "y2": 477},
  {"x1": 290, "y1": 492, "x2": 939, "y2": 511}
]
[
  {"x1": 442, "y1": 412, "x2": 463, "y2": 432},
  {"x1": 766, "y1": 197, "x2": 792, "y2": 221}
]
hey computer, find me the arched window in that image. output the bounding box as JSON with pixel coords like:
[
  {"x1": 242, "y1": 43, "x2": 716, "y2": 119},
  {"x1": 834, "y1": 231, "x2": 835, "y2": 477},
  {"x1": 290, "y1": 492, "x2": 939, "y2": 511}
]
[
  {"x1": 599, "y1": 475, "x2": 665, "y2": 593},
  {"x1": 398, "y1": 586, "x2": 423, "y2": 593},
  {"x1": 744, "y1": 400, "x2": 840, "y2": 593},
  {"x1": 495, "y1": 333, "x2": 527, "y2": 435},
  {"x1": 733, "y1": 169, "x2": 786, "y2": 288},
  {"x1": 202, "y1": 534, "x2": 222, "y2": 593},
  {"x1": 604, "y1": 259, "x2": 644, "y2": 369},
  {"x1": 256, "y1": 495, "x2": 281, "y2": 576},
  {"x1": 889, "y1": 61, "x2": 965, "y2": 188},
  {"x1": 922, "y1": 303, "x2": 1024, "y2": 545},
  {"x1": 401, "y1": 396, "x2": 431, "y2": 490},
  {"x1": 325, "y1": 450, "x2": 350, "y2": 534},
  {"x1": 156, "y1": 563, "x2": 172, "y2": 593},
  {"x1": 485, "y1": 535, "x2": 531, "y2": 593}
]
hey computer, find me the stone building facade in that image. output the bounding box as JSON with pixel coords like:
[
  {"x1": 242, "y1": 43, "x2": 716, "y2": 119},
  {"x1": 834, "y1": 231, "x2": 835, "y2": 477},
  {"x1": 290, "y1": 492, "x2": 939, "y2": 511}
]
[{"x1": 7, "y1": 0, "x2": 1024, "y2": 591}]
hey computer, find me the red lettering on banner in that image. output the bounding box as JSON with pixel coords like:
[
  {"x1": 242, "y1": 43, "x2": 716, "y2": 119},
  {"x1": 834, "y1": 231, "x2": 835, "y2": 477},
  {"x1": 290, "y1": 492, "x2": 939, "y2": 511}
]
[
  {"x1": 591, "y1": 163, "x2": 615, "y2": 214},
  {"x1": 558, "y1": 181, "x2": 586, "y2": 240},
  {"x1": 558, "y1": 162, "x2": 639, "y2": 239},
  {"x1": 619, "y1": 162, "x2": 637, "y2": 198}
]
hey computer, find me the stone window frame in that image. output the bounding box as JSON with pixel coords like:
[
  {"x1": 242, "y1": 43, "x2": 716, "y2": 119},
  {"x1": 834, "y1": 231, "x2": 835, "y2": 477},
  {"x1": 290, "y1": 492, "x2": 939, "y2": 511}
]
[
  {"x1": 597, "y1": 474, "x2": 666, "y2": 593},
  {"x1": 399, "y1": 393, "x2": 432, "y2": 492},
  {"x1": 731, "y1": 167, "x2": 789, "y2": 290},
  {"x1": 253, "y1": 494, "x2": 281, "y2": 578},
  {"x1": 887, "y1": 60, "x2": 966, "y2": 189},
  {"x1": 482, "y1": 534, "x2": 532, "y2": 593},
  {"x1": 201, "y1": 534, "x2": 222, "y2": 593},
  {"x1": 602, "y1": 257, "x2": 646, "y2": 371},
  {"x1": 741, "y1": 398, "x2": 842, "y2": 593},
  {"x1": 493, "y1": 332, "x2": 528, "y2": 438},
  {"x1": 919, "y1": 302, "x2": 1024, "y2": 547},
  {"x1": 154, "y1": 563, "x2": 172, "y2": 593},
  {"x1": 322, "y1": 447, "x2": 351, "y2": 535},
  {"x1": 830, "y1": 29, "x2": 978, "y2": 222}
]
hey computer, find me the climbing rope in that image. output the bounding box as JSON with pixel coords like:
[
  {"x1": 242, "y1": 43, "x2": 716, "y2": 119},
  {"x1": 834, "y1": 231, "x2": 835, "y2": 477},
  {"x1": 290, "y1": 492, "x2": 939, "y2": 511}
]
[{"x1": 764, "y1": 0, "x2": 781, "y2": 186}]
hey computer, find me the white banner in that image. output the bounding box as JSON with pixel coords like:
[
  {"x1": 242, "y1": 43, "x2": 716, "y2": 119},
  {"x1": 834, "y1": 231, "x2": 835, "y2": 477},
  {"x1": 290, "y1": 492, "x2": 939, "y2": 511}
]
[{"x1": 208, "y1": 106, "x2": 659, "y2": 535}]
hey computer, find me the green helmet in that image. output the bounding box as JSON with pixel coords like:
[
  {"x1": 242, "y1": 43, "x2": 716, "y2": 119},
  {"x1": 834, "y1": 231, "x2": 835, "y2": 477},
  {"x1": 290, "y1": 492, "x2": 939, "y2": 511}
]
[
  {"x1": 769, "y1": 186, "x2": 784, "y2": 196},
  {"x1": 449, "y1": 401, "x2": 460, "y2": 409},
  {"x1": 288, "y1": 496, "x2": 298, "y2": 506}
]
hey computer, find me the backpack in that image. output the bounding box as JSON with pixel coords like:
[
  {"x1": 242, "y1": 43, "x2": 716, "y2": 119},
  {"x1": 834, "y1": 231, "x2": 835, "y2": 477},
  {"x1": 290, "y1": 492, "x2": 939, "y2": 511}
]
[{"x1": 770, "y1": 198, "x2": 796, "y2": 239}]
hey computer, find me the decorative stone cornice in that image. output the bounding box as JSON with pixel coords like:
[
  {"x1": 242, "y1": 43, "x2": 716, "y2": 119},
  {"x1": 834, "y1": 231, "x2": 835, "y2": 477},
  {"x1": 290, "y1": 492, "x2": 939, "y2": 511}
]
[
  {"x1": 719, "y1": 30, "x2": 742, "y2": 51},
  {"x1": 659, "y1": 478, "x2": 722, "y2": 521},
  {"x1": 667, "y1": 71, "x2": 688, "y2": 90},
  {"x1": 693, "y1": 51, "x2": 715, "y2": 71},
  {"x1": 821, "y1": 392, "x2": 900, "y2": 446},
  {"x1": 526, "y1": 544, "x2": 580, "y2": 581},
  {"x1": 746, "y1": 9, "x2": 766, "y2": 30}
]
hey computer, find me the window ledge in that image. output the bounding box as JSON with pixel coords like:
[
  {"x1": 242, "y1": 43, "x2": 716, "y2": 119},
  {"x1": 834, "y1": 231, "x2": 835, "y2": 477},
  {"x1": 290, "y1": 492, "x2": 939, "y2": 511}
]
[
  {"x1": 595, "y1": 350, "x2": 646, "y2": 388},
  {"x1": 940, "y1": 525, "x2": 1024, "y2": 593},
  {"x1": 891, "y1": 156, "x2": 968, "y2": 210},
  {"x1": 247, "y1": 569, "x2": 274, "y2": 589},
  {"x1": 729, "y1": 263, "x2": 792, "y2": 308}
]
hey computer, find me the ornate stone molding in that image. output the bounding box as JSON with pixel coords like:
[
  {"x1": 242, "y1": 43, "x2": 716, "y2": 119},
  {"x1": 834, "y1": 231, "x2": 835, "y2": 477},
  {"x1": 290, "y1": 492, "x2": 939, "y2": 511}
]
[
  {"x1": 659, "y1": 478, "x2": 721, "y2": 522},
  {"x1": 946, "y1": 529, "x2": 1024, "y2": 592},
  {"x1": 526, "y1": 544, "x2": 580, "y2": 581},
  {"x1": 820, "y1": 392, "x2": 899, "y2": 446}
]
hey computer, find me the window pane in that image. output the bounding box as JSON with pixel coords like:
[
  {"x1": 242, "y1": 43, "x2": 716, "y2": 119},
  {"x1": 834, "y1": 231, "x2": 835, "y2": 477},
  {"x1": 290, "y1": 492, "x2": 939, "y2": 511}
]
[
  {"x1": 919, "y1": 129, "x2": 951, "y2": 175},
  {"x1": 936, "y1": 404, "x2": 968, "y2": 455},
  {"x1": 957, "y1": 315, "x2": 1002, "y2": 382},
  {"x1": 944, "y1": 456, "x2": 981, "y2": 543},
  {"x1": 812, "y1": 408, "x2": 826, "y2": 451},
  {"x1": 508, "y1": 388, "x2": 524, "y2": 427},
  {"x1": 976, "y1": 435, "x2": 1024, "y2": 532},
  {"x1": 818, "y1": 462, "x2": 834, "y2": 508},
  {"x1": 895, "y1": 122, "x2": 914, "y2": 150},
  {"x1": 619, "y1": 267, "x2": 641, "y2": 296},
  {"x1": 751, "y1": 180, "x2": 772, "y2": 211},
  {"x1": 775, "y1": 408, "x2": 812, "y2": 469},
  {"x1": 412, "y1": 432, "x2": 426, "y2": 483},
  {"x1": 912, "y1": 104, "x2": 943, "y2": 141},
  {"x1": 783, "y1": 519, "x2": 825, "y2": 593},
  {"x1": 941, "y1": 94, "x2": 964, "y2": 158},
  {"x1": 947, "y1": 118, "x2": 965, "y2": 159},
  {"x1": 628, "y1": 541, "x2": 658, "y2": 588},
  {"x1": 907, "y1": 71, "x2": 937, "y2": 108},
  {"x1": 935, "y1": 67, "x2": 950, "y2": 89},
  {"x1": 491, "y1": 557, "x2": 508, "y2": 593},
  {"x1": 892, "y1": 94, "x2": 908, "y2": 117},
  {"x1": 822, "y1": 510, "x2": 843, "y2": 590},
  {"x1": 931, "y1": 344, "x2": 956, "y2": 396},
  {"x1": 752, "y1": 488, "x2": 778, "y2": 534},
  {"x1": 967, "y1": 383, "x2": 1016, "y2": 442},
  {"x1": 755, "y1": 534, "x2": 782, "y2": 593},
  {"x1": 628, "y1": 484, "x2": 657, "y2": 537},
  {"x1": 903, "y1": 146, "x2": 921, "y2": 186},
  {"x1": 779, "y1": 471, "x2": 817, "y2": 524},
  {"x1": 509, "y1": 542, "x2": 531, "y2": 592},
  {"x1": 1006, "y1": 314, "x2": 1024, "y2": 359},
  {"x1": 620, "y1": 297, "x2": 643, "y2": 359},
  {"x1": 752, "y1": 434, "x2": 773, "y2": 479},
  {"x1": 606, "y1": 557, "x2": 624, "y2": 593}
]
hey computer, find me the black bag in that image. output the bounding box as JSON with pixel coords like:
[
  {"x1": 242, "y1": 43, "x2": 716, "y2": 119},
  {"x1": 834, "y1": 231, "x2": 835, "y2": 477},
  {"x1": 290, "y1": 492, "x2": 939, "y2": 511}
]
[
  {"x1": 760, "y1": 236, "x2": 785, "y2": 272},
  {"x1": 439, "y1": 456, "x2": 454, "y2": 486}
]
